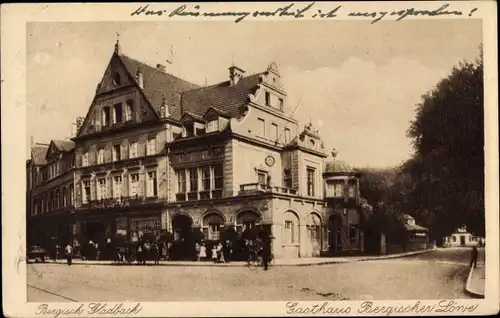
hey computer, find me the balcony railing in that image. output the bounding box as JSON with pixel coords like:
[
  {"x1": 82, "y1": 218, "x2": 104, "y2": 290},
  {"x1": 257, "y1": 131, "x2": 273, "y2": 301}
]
[
  {"x1": 83, "y1": 195, "x2": 160, "y2": 210},
  {"x1": 238, "y1": 183, "x2": 298, "y2": 195}
]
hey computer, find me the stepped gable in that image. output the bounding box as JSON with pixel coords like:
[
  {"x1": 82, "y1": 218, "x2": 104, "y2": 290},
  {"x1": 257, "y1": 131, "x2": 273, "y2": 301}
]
[
  {"x1": 118, "y1": 54, "x2": 200, "y2": 120},
  {"x1": 180, "y1": 72, "x2": 264, "y2": 119}
]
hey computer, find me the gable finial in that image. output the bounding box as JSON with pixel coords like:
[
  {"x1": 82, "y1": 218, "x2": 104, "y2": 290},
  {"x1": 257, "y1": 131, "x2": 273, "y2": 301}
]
[{"x1": 114, "y1": 32, "x2": 121, "y2": 54}]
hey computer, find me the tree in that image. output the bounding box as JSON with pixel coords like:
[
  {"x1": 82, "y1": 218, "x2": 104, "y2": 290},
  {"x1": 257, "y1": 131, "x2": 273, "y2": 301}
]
[{"x1": 403, "y1": 46, "x2": 484, "y2": 239}]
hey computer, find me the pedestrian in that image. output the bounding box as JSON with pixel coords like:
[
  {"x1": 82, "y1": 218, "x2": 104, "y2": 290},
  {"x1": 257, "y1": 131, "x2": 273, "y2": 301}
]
[
  {"x1": 153, "y1": 242, "x2": 160, "y2": 265},
  {"x1": 470, "y1": 246, "x2": 478, "y2": 268},
  {"x1": 195, "y1": 242, "x2": 201, "y2": 261},
  {"x1": 199, "y1": 243, "x2": 207, "y2": 261},
  {"x1": 260, "y1": 238, "x2": 271, "y2": 271},
  {"x1": 217, "y1": 242, "x2": 225, "y2": 263},
  {"x1": 211, "y1": 245, "x2": 218, "y2": 263},
  {"x1": 223, "y1": 240, "x2": 231, "y2": 263},
  {"x1": 65, "y1": 243, "x2": 73, "y2": 266}
]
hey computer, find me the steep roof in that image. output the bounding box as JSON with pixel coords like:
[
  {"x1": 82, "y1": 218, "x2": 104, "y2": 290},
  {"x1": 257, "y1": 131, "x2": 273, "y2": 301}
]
[
  {"x1": 118, "y1": 54, "x2": 200, "y2": 120},
  {"x1": 31, "y1": 144, "x2": 49, "y2": 165},
  {"x1": 405, "y1": 223, "x2": 428, "y2": 232},
  {"x1": 52, "y1": 140, "x2": 75, "y2": 152},
  {"x1": 180, "y1": 73, "x2": 263, "y2": 120}
]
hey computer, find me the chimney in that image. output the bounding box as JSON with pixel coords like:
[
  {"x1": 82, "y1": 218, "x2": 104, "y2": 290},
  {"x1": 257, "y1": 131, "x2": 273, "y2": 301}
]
[
  {"x1": 229, "y1": 65, "x2": 245, "y2": 86},
  {"x1": 160, "y1": 96, "x2": 170, "y2": 118},
  {"x1": 156, "y1": 64, "x2": 166, "y2": 73},
  {"x1": 135, "y1": 67, "x2": 144, "y2": 89}
]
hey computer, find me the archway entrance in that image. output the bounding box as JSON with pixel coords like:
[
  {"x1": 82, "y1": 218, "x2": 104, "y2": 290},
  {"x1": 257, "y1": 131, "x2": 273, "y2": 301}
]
[
  {"x1": 307, "y1": 213, "x2": 322, "y2": 257},
  {"x1": 328, "y1": 215, "x2": 343, "y2": 254},
  {"x1": 171, "y1": 214, "x2": 194, "y2": 260}
]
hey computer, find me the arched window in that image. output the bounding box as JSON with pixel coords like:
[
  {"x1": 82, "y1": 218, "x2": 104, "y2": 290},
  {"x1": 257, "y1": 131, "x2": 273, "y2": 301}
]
[
  {"x1": 202, "y1": 213, "x2": 224, "y2": 241},
  {"x1": 236, "y1": 211, "x2": 261, "y2": 232},
  {"x1": 283, "y1": 211, "x2": 299, "y2": 245}
]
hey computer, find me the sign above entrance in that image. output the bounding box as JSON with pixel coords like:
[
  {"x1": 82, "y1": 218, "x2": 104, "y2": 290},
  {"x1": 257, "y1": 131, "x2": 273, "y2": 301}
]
[{"x1": 265, "y1": 155, "x2": 275, "y2": 167}]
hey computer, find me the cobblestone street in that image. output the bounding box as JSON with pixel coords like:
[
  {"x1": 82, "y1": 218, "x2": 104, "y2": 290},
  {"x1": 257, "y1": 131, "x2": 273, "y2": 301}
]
[{"x1": 27, "y1": 248, "x2": 474, "y2": 302}]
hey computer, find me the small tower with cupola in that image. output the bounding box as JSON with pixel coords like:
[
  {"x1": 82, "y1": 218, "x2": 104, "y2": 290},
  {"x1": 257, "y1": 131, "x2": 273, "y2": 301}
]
[{"x1": 323, "y1": 149, "x2": 364, "y2": 254}]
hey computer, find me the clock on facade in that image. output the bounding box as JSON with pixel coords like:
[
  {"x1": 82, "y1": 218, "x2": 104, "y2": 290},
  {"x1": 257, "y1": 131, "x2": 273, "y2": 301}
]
[{"x1": 265, "y1": 155, "x2": 275, "y2": 167}]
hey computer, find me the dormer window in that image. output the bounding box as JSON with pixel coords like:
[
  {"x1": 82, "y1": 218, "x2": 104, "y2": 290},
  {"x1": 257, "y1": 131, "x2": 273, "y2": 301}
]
[
  {"x1": 184, "y1": 122, "x2": 194, "y2": 137},
  {"x1": 112, "y1": 72, "x2": 121, "y2": 86},
  {"x1": 309, "y1": 139, "x2": 315, "y2": 147},
  {"x1": 206, "y1": 119, "x2": 219, "y2": 133}
]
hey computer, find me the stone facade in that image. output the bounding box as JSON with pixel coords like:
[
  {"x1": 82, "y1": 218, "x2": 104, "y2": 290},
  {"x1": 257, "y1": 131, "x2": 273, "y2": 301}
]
[{"x1": 27, "y1": 41, "x2": 367, "y2": 259}]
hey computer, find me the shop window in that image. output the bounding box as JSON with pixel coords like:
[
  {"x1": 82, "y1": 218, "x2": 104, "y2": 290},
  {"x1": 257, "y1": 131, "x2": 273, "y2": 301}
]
[{"x1": 209, "y1": 224, "x2": 221, "y2": 241}]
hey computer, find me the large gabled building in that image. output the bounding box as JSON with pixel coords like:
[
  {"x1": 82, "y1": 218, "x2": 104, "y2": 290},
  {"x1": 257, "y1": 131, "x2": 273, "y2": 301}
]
[{"x1": 27, "y1": 39, "x2": 368, "y2": 260}]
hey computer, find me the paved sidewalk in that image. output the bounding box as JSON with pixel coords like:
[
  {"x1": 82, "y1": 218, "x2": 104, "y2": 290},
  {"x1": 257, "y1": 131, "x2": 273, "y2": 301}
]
[
  {"x1": 465, "y1": 247, "x2": 485, "y2": 298},
  {"x1": 40, "y1": 249, "x2": 434, "y2": 267}
]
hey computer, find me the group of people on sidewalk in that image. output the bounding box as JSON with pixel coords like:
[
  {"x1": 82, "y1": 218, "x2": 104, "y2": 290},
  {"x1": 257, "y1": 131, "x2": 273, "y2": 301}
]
[{"x1": 195, "y1": 241, "x2": 233, "y2": 263}]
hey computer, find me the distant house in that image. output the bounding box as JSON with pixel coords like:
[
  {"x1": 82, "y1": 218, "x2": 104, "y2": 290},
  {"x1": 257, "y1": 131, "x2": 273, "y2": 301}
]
[
  {"x1": 402, "y1": 214, "x2": 429, "y2": 251},
  {"x1": 444, "y1": 228, "x2": 484, "y2": 247}
]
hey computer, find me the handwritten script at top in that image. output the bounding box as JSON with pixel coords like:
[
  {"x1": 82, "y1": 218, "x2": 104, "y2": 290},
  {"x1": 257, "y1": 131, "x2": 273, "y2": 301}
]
[{"x1": 130, "y1": 3, "x2": 478, "y2": 24}]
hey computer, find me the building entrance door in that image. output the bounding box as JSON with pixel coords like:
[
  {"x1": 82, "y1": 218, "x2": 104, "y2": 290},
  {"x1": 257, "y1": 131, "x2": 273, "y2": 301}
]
[
  {"x1": 460, "y1": 235, "x2": 466, "y2": 246},
  {"x1": 328, "y1": 215, "x2": 343, "y2": 255},
  {"x1": 171, "y1": 214, "x2": 194, "y2": 260}
]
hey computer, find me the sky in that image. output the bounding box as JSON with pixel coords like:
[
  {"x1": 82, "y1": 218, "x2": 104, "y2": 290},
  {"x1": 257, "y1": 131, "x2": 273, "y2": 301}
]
[{"x1": 26, "y1": 20, "x2": 482, "y2": 168}]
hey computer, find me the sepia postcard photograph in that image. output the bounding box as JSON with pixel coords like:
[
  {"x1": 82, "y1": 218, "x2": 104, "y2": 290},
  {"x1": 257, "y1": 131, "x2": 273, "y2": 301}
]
[{"x1": 1, "y1": 1, "x2": 499, "y2": 317}]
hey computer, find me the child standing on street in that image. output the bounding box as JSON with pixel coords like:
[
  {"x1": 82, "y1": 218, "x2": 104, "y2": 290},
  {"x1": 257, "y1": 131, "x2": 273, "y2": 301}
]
[
  {"x1": 199, "y1": 243, "x2": 207, "y2": 261},
  {"x1": 212, "y1": 245, "x2": 218, "y2": 263}
]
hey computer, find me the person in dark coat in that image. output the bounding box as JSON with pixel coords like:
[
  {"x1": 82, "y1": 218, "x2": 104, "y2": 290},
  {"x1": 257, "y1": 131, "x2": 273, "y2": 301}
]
[
  {"x1": 260, "y1": 238, "x2": 271, "y2": 271},
  {"x1": 470, "y1": 246, "x2": 478, "y2": 268}
]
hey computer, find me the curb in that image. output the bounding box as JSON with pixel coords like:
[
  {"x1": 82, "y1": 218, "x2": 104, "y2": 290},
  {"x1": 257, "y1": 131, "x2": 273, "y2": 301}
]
[
  {"x1": 37, "y1": 249, "x2": 435, "y2": 268},
  {"x1": 464, "y1": 265, "x2": 485, "y2": 298}
]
